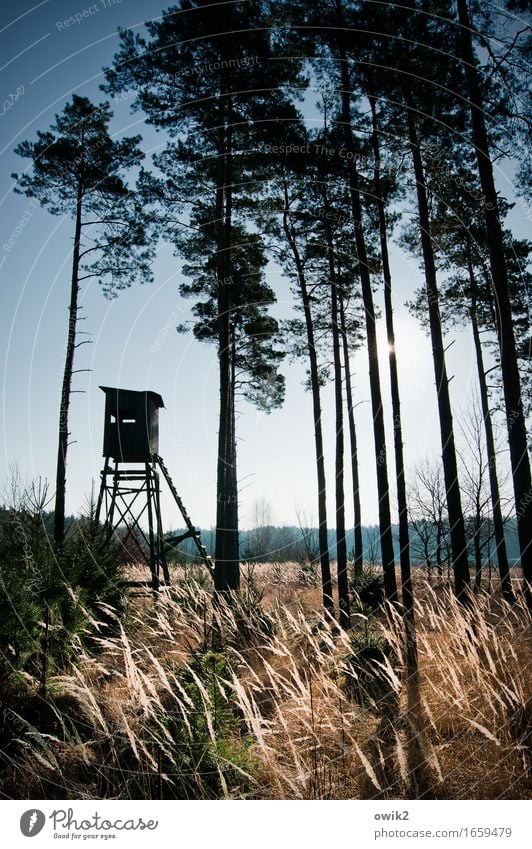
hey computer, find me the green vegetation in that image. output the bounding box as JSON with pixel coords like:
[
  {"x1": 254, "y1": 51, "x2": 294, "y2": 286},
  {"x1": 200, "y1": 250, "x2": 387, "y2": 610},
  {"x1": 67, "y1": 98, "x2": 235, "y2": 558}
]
[{"x1": 0, "y1": 488, "x2": 124, "y2": 697}]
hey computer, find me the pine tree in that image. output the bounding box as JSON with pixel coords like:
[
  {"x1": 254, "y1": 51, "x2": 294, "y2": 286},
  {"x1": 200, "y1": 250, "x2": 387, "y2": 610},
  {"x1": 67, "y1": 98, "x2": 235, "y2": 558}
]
[
  {"x1": 277, "y1": 171, "x2": 335, "y2": 616},
  {"x1": 351, "y1": 0, "x2": 472, "y2": 598},
  {"x1": 455, "y1": 0, "x2": 532, "y2": 604},
  {"x1": 13, "y1": 95, "x2": 152, "y2": 546},
  {"x1": 263, "y1": 114, "x2": 368, "y2": 622},
  {"x1": 405, "y1": 165, "x2": 527, "y2": 602},
  {"x1": 104, "y1": 1, "x2": 299, "y2": 590}
]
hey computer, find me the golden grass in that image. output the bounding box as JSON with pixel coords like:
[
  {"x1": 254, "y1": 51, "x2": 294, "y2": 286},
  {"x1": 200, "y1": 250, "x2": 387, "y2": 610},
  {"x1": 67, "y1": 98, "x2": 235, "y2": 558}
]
[{"x1": 1, "y1": 564, "x2": 530, "y2": 800}]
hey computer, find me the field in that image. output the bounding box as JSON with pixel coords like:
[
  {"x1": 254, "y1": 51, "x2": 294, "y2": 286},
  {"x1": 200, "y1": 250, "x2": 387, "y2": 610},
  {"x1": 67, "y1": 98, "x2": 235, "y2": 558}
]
[{"x1": 1, "y1": 562, "x2": 530, "y2": 800}]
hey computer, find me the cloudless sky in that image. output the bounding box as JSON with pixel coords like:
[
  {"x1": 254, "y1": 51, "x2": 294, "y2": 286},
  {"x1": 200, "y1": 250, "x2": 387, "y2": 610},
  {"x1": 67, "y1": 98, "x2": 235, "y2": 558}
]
[{"x1": 0, "y1": 0, "x2": 527, "y2": 534}]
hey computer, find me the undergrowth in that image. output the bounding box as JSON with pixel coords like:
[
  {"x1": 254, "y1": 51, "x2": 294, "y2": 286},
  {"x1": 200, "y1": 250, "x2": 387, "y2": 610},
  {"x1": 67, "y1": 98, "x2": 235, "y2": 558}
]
[{"x1": 0, "y1": 562, "x2": 530, "y2": 800}]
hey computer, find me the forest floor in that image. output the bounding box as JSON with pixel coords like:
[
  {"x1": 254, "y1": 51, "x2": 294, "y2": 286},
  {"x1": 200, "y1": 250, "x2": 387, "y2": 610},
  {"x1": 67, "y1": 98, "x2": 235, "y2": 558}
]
[{"x1": 1, "y1": 562, "x2": 530, "y2": 800}]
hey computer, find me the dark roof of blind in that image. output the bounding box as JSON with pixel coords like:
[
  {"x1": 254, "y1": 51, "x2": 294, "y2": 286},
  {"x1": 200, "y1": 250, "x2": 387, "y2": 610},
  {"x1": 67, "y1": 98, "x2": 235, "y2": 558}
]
[{"x1": 99, "y1": 386, "x2": 165, "y2": 409}]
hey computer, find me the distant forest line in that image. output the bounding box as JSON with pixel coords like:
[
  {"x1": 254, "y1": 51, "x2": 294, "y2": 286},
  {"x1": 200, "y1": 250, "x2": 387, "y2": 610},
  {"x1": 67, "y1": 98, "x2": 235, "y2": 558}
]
[
  {"x1": 1, "y1": 506, "x2": 520, "y2": 566},
  {"x1": 168, "y1": 520, "x2": 523, "y2": 566}
]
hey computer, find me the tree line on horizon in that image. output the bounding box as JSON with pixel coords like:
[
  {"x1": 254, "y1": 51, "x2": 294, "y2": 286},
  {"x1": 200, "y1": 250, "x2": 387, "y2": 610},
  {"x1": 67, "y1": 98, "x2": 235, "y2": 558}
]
[
  {"x1": 11, "y1": 0, "x2": 531, "y2": 635},
  {"x1": 171, "y1": 516, "x2": 525, "y2": 576}
]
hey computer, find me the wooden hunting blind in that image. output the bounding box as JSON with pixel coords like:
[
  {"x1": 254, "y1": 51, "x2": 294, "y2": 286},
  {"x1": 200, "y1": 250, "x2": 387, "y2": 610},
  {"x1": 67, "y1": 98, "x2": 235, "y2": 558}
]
[
  {"x1": 96, "y1": 386, "x2": 213, "y2": 590},
  {"x1": 100, "y1": 385, "x2": 164, "y2": 462}
]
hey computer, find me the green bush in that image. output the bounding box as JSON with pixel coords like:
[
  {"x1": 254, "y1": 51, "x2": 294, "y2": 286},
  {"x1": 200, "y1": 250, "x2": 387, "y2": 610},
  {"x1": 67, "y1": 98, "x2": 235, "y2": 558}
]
[
  {"x1": 350, "y1": 568, "x2": 385, "y2": 612},
  {"x1": 0, "y1": 500, "x2": 124, "y2": 693},
  {"x1": 342, "y1": 630, "x2": 395, "y2": 707}
]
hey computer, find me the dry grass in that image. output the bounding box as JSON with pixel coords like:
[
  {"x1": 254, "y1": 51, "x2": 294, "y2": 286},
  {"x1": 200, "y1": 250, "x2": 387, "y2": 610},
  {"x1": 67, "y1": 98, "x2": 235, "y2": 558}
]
[{"x1": 1, "y1": 563, "x2": 530, "y2": 800}]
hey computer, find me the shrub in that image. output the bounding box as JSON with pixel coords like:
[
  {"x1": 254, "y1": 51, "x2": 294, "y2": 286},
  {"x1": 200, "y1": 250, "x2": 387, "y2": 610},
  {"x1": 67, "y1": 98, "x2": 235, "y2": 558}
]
[
  {"x1": 298, "y1": 559, "x2": 319, "y2": 586},
  {"x1": 342, "y1": 631, "x2": 396, "y2": 707},
  {"x1": 0, "y1": 495, "x2": 124, "y2": 693},
  {"x1": 350, "y1": 568, "x2": 385, "y2": 612}
]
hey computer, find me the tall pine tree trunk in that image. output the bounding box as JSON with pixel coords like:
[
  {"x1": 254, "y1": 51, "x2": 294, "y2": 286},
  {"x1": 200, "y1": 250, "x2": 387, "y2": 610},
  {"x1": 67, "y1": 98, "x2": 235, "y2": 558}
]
[
  {"x1": 228, "y1": 331, "x2": 239, "y2": 584},
  {"x1": 214, "y1": 176, "x2": 230, "y2": 589},
  {"x1": 467, "y1": 253, "x2": 514, "y2": 601},
  {"x1": 337, "y1": 55, "x2": 397, "y2": 602},
  {"x1": 339, "y1": 294, "x2": 363, "y2": 577},
  {"x1": 457, "y1": 0, "x2": 531, "y2": 604},
  {"x1": 324, "y1": 190, "x2": 351, "y2": 628},
  {"x1": 283, "y1": 182, "x2": 334, "y2": 616},
  {"x1": 214, "y1": 102, "x2": 239, "y2": 591},
  {"x1": 215, "y1": 288, "x2": 234, "y2": 591},
  {"x1": 369, "y1": 94, "x2": 415, "y2": 623},
  {"x1": 225, "y1": 111, "x2": 239, "y2": 589},
  {"x1": 53, "y1": 180, "x2": 83, "y2": 545},
  {"x1": 405, "y1": 98, "x2": 470, "y2": 598}
]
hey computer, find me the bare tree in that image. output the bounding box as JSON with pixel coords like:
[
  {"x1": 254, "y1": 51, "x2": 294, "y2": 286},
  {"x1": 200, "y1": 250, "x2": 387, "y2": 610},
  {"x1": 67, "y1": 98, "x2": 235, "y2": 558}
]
[
  {"x1": 243, "y1": 498, "x2": 275, "y2": 562},
  {"x1": 364, "y1": 526, "x2": 381, "y2": 569},
  {"x1": 458, "y1": 402, "x2": 511, "y2": 592},
  {"x1": 409, "y1": 459, "x2": 451, "y2": 580},
  {"x1": 295, "y1": 508, "x2": 320, "y2": 567}
]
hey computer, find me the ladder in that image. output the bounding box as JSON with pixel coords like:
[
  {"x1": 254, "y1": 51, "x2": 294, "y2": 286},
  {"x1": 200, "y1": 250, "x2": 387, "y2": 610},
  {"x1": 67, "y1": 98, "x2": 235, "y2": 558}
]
[{"x1": 154, "y1": 454, "x2": 215, "y2": 580}]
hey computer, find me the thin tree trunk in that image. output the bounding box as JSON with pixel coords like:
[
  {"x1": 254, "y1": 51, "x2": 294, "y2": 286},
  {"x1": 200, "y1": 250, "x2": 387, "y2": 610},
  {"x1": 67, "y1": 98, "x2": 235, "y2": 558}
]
[
  {"x1": 282, "y1": 181, "x2": 335, "y2": 616},
  {"x1": 339, "y1": 294, "x2": 363, "y2": 577},
  {"x1": 457, "y1": 0, "x2": 531, "y2": 605},
  {"x1": 337, "y1": 54, "x2": 398, "y2": 602},
  {"x1": 405, "y1": 98, "x2": 470, "y2": 599},
  {"x1": 228, "y1": 331, "x2": 239, "y2": 583},
  {"x1": 473, "y1": 509, "x2": 482, "y2": 592},
  {"x1": 369, "y1": 94, "x2": 415, "y2": 627},
  {"x1": 53, "y1": 180, "x2": 83, "y2": 545},
  {"x1": 39, "y1": 596, "x2": 51, "y2": 698},
  {"x1": 467, "y1": 255, "x2": 514, "y2": 601},
  {"x1": 324, "y1": 189, "x2": 351, "y2": 629},
  {"x1": 436, "y1": 521, "x2": 443, "y2": 577},
  {"x1": 332, "y1": 285, "x2": 351, "y2": 628}
]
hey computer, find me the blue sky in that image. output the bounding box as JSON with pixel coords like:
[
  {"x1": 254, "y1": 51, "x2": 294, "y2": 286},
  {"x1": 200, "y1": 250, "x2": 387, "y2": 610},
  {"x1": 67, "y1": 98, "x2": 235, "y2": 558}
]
[{"x1": 0, "y1": 0, "x2": 526, "y2": 532}]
